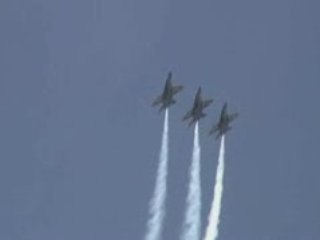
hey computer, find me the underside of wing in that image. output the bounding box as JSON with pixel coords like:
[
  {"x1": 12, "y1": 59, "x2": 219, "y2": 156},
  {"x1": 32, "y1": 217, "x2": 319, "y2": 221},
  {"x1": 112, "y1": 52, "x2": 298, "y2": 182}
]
[
  {"x1": 172, "y1": 85, "x2": 183, "y2": 94},
  {"x1": 203, "y1": 99, "x2": 213, "y2": 108},
  {"x1": 209, "y1": 124, "x2": 219, "y2": 135},
  {"x1": 229, "y1": 113, "x2": 239, "y2": 122},
  {"x1": 152, "y1": 96, "x2": 163, "y2": 106},
  {"x1": 182, "y1": 110, "x2": 193, "y2": 121}
]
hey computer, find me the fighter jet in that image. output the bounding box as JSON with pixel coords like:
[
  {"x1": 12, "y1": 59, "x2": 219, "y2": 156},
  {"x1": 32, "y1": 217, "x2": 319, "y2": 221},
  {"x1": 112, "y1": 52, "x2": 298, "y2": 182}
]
[
  {"x1": 182, "y1": 87, "x2": 213, "y2": 126},
  {"x1": 152, "y1": 72, "x2": 184, "y2": 112},
  {"x1": 209, "y1": 102, "x2": 238, "y2": 139}
]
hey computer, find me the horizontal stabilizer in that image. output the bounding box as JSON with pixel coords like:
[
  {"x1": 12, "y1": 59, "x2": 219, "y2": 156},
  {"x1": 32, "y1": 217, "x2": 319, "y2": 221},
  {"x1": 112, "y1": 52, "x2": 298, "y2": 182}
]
[
  {"x1": 159, "y1": 105, "x2": 166, "y2": 112},
  {"x1": 188, "y1": 119, "x2": 196, "y2": 127}
]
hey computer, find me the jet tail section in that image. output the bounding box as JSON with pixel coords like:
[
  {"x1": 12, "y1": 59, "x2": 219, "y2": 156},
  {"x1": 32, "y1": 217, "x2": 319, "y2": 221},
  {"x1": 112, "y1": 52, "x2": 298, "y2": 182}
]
[
  {"x1": 159, "y1": 99, "x2": 176, "y2": 112},
  {"x1": 188, "y1": 118, "x2": 196, "y2": 127},
  {"x1": 159, "y1": 105, "x2": 166, "y2": 112},
  {"x1": 215, "y1": 126, "x2": 232, "y2": 140}
]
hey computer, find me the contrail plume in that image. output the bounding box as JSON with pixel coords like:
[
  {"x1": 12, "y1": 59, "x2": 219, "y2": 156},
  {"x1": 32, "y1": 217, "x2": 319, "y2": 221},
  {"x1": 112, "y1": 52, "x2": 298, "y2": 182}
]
[
  {"x1": 145, "y1": 109, "x2": 169, "y2": 240},
  {"x1": 181, "y1": 122, "x2": 202, "y2": 240},
  {"x1": 203, "y1": 135, "x2": 226, "y2": 240}
]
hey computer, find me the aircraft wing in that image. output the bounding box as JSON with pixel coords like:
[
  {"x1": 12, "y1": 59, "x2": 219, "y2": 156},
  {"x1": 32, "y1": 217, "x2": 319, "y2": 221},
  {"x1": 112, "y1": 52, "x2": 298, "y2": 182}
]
[
  {"x1": 202, "y1": 99, "x2": 213, "y2": 108},
  {"x1": 228, "y1": 113, "x2": 239, "y2": 122},
  {"x1": 152, "y1": 96, "x2": 162, "y2": 106},
  {"x1": 182, "y1": 110, "x2": 193, "y2": 121},
  {"x1": 172, "y1": 85, "x2": 183, "y2": 95},
  {"x1": 209, "y1": 124, "x2": 219, "y2": 135}
]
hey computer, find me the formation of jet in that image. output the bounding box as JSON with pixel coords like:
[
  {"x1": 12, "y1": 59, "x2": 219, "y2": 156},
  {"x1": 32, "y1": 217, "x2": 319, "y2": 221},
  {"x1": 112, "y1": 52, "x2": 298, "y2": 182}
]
[
  {"x1": 182, "y1": 87, "x2": 213, "y2": 126},
  {"x1": 209, "y1": 103, "x2": 239, "y2": 139},
  {"x1": 152, "y1": 72, "x2": 238, "y2": 136},
  {"x1": 152, "y1": 72, "x2": 184, "y2": 112}
]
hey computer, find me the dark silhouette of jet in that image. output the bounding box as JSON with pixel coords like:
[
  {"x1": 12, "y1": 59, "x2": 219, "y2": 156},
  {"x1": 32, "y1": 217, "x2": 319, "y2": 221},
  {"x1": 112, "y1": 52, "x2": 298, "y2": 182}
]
[
  {"x1": 152, "y1": 72, "x2": 183, "y2": 112},
  {"x1": 209, "y1": 102, "x2": 238, "y2": 139},
  {"x1": 182, "y1": 87, "x2": 213, "y2": 126}
]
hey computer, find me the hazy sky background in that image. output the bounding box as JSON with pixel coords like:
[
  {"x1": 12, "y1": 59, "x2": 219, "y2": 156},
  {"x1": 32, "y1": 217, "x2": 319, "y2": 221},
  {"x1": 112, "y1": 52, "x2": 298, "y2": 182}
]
[{"x1": 0, "y1": 0, "x2": 319, "y2": 239}]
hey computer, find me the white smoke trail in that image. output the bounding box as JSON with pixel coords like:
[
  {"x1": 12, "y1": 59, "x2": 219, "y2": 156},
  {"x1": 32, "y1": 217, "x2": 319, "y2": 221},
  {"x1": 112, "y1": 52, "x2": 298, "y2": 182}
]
[
  {"x1": 181, "y1": 122, "x2": 202, "y2": 240},
  {"x1": 145, "y1": 109, "x2": 169, "y2": 240},
  {"x1": 203, "y1": 135, "x2": 226, "y2": 240}
]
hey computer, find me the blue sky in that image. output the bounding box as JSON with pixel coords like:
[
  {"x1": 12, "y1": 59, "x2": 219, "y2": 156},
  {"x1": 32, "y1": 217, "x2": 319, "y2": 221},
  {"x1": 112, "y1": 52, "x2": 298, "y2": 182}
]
[{"x1": 0, "y1": 0, "x2": 319, "y2": 239}]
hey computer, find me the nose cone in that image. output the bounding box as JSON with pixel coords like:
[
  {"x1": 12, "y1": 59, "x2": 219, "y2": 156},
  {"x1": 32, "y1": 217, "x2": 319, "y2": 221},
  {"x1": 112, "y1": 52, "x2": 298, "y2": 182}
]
[
  {"x1": 196, "y1": 87, "x2": 202, "y2": 96},
  {"x1": 223, "y1": 102, "x2": 228, "y2": 109},
  {"x1": 165, "y1": 72, "x2": 172, "y2": 87}
]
